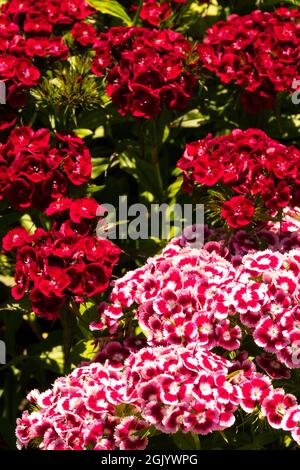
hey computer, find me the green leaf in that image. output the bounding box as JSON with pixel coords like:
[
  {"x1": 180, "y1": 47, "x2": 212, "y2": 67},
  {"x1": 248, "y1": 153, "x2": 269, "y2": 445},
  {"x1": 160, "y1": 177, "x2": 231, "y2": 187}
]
[
  {"x1": 87, "y1": 184, "x2": 105, "y2": 194},
  {"x1": 73, "y1": 128, "x2": 93, "y2": 138},
  {"x1": 77, "y1": 109, "x2": 107, "y2": 130},
  {"x1": 79, "y1": 301, "x2": 99, "y2": 325},
  {"x1": 173, "y1": 431, "x2": 201, "y2": 450},
  {"x1": 119, "y1": 150, "x2": 164, "y2": 200},
  {"x1": 40, "y1": 346, "x2": 64, "y2": 374},
  {"x1": 170, "y1": 109, "x2": 209, "y2": 128},
  {"x1": 167, "y1": 177, "x2": 183, "y2": 200},
  {"x1": 87, "y1": 0, "x2": 132, "y2": 25},
  {"x1": 91, "y1": 157, "x2": 110, "y2": 178},
  {"x1": 70, "y1": 339, "x2": 97, "y2": 367}
]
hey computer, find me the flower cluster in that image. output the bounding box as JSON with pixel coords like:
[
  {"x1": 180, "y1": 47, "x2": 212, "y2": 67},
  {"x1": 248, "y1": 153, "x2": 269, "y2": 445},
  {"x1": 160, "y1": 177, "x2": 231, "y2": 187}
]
[
  {"x1": 2, "y1": 0, "x2": 93, "y2": 23},
  {"x1": 95, "y1": 237, "x2": 300, "y2": 370},
  {"x1": 15, "y1": 361, "x2": 149, "y2": 450},
  {"x1": 177, "y1": 128, "x2": 300, "y2": 228},
  {"x1": 93, "y1": 243, "x2": 241, "y2": 349},
  {"x1": 198, "y1": 8, "x2": 300, "y2": 112},
  {"x1": 125, "y1": 344, "x2": 240, "y2": 435},
  {"x1": 0, "y1": 126, "x2": 92, "y2": 211},
  {"x1": 0, "y1": 0, "x2": 94, "y2": 125},
  {"x1": 3, "y1": 198, "x2": 121, "y2": 319},
  {"x1": 16, "y1": 343, "x2": 300, "y2": 449},
  {"x1": 91, "y1": 26, "x2": 197, "y2": 118}
]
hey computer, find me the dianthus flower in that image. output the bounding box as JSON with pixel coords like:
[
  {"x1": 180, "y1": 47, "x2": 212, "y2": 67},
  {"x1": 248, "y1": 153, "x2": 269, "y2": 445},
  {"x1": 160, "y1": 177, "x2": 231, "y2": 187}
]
[
  {"x1": 0, "y1": 0, "x2": 94, "y2": 117},
  {"x1": 0, "y1": 127, "x2": 92, "y2": 211},
  {"x1": 16, "y1": 362, "x2": 148, "y2": 450},
  {"x1": 2, "y1": 198, "x2": 121, "y2": 319},
  {"x1": 16, "y1": 344, "x2": 300, "y2": 448},
  {"x1": 178, "y1": 129, "x2": 300, "y2": 228},
  {"x1": 91, "y1": 26, "x2": 197, "y2": 118},
  {"x1": 94, "y1": 234, "x2": 300, "y2": 370},
  {"x1": 134, "y1": 0, "x2": 189, "y2": 27},
  {"x1": 198, "y1": 8, "x2": 300, "y2": 112}
]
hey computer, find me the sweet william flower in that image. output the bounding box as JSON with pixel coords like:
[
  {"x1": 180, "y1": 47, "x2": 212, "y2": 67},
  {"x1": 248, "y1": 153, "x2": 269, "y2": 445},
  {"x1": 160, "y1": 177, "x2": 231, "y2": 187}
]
[
  {"x1": 261, "y1": 389, "x2": 297, "y2": 429},
  {"x1": 255, "y1": 353, "x2": 291, "y2": 380},
  {"x1": 71, "y1": 22, "x2": 97, "y2": 46},
  {"x1": 91, "y1": 26, "x2": 197, "y2": 118},
  {"x1": 221, "y1": 196, "x2": 255, "y2": 229},
  {"x1": 114, "y1": 417, "x2": 149, "y2": 450},
  {"x1": 239, "y1": 374, "x2": 272, "y2": 413},
  {"x1": 198, "y1": 9, "x2": 300, "y2": 111},
  {"x1": 177, "y1": 129, "x2": 300, "y2": 227},
  {"x1": 16, "y1": 341, "x2": 300, "y2": 448},
  {"x1": 281, "y1": 405, "x2": 300, "y2": 431},
  {"x1": 3, "y1": 198, "x2": 120, "y2": 320},
  {"x1": 0, "y1": 127, "x2": 92, "y2": 211}
]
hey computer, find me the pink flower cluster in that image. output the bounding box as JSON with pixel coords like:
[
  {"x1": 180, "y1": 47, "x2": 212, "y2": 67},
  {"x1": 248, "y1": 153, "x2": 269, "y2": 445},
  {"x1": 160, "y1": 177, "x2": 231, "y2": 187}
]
[
  {"x1": 91, "y1": 26, "x2": 197, "y2": 118},
  {"x1": 177, "y1": 128, "x2": 300, "y2": 228},
  {"x1": 3, "y1": 198, "x2": 121, "y2": 319},
  {"x1": 95, "y1": 239, "x2": 300, "y2": 371},
  {"x1": 198, "y1": 8, "x2": 300, "y2": 112},
  {"x1": 93, "y1": 243, "x2": 241, "y2": 349},
  {"x1": 125, "y1": 345, "x2": 240, "y2": 435},
  {"x1": 16, "y1": 362, "x2": 148, "y2": 450},
  {"x1": 0, "y1": 126, "x2": 92, "y2": 211},
  {"x1": 16, "y1": 343, "x2": 300, "y2": 449}
]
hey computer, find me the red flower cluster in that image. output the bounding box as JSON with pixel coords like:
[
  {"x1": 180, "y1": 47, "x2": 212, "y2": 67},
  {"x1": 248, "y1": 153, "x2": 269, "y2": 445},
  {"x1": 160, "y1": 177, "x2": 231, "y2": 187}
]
[
  {"x1": 198, "y1": 8, "x2": 300, "y2": 112},
  {"x1": 91, "y1": 26, "x2": 197, "y2": 118},
  {"x1": 0, "y1": 127, "x2": 92, "y2": 211},
  {"x1": 2, "y1": 198, "x2": 121, "y2": 319},
  {"x1": 2, "y1": 0, "x2": 93, "y2": 23},
  {"x1": 177, "y1": 128, "x2": 300, "y2": 228},
  {"x1": 0, "y1": 0, "x2": 94, "y2": 118}
]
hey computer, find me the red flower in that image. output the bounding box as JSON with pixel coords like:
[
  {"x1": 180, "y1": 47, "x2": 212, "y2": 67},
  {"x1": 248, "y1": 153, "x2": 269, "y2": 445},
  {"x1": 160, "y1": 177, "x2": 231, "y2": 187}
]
[
  {"x1": 71, "y1": 22, "x2": 97, "y2": 46},
  {"x1": 70, "y1": 198, "x2": 100, "y2": 223},
  {"x1": 15, "y1": 59, "x2": 40, "y2": 86},
  {"x1": 140, "y1": 0, "x2": 171, "y2": 27},
  {"x1": 30, "y1": 288, "x2": 64, "y2": 320},
  {"x1": 130, "y1": 84, "x2": 161, "y2": 119},
  {"x1": 198, "y1": 9, "x2": 300, "y2": 111},
  {"x1": 6, "y1": 178, "x2": 33, "y2": 209},
  {"x1": 221, "y1": 196, "x2": 254, "y2": 228},
  {"x1": 194, "y1": 157, "x2": 224, "y2": 186},
  {"x1": 83, "y1": 263, "x2": 110, "y2": 297},
  {"x1": 2, "y1": 227, "x2": 29, "y2": 251}
]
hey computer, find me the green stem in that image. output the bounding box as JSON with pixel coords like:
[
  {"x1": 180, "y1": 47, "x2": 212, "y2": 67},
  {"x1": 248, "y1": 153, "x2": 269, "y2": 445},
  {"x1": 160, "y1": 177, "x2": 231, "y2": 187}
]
[
  {"x1": 150, "y1": 119, "x2": 164, "y2": 199},
  {"x1": 133, "y1": 0, "x2": 144, "y2": 26},
  {"x1": 61, "y1": 308, "x2": 74, "y2": 374}
]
